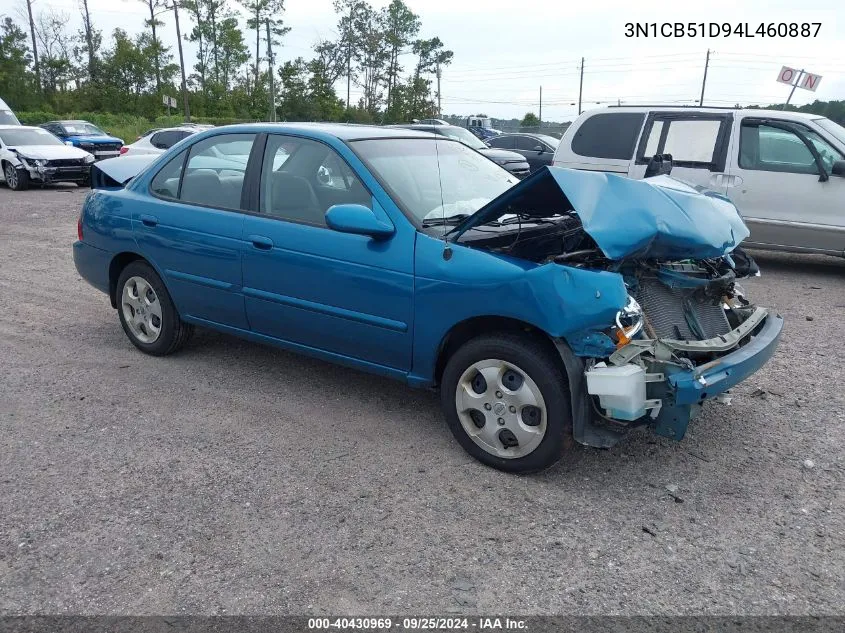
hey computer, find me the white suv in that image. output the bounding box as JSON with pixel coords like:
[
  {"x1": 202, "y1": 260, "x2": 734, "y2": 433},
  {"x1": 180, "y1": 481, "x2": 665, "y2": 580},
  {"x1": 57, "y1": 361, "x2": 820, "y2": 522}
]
[
  {"x1": 552, "y1": 106, "x2": 845, "y2": 257},
  {"x1": 121, "y1": 125, "x2": 212, "y2": 156}
]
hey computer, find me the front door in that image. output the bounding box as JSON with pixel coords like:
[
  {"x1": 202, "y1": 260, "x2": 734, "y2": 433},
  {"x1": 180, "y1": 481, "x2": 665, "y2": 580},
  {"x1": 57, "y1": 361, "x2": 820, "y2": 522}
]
[
  {"x1": 629, "y1": 112, "x2": 734, "y2": 194},
  {"x1": 240, "y1": 134, "x2": 415, "y2": 372},
  {"x1": 134, "y1": 133, "x2": 257, "y2": 329},
  {"x1": 726, "y1": 118, "x2": 845, "y2": 253}
]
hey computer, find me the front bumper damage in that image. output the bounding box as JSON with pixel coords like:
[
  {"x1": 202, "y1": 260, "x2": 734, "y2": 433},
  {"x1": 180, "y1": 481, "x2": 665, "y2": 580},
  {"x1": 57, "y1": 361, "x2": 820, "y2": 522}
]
[
  {"x1": 555, "y1": 307, "x2": 784, "y2": 448},
  {"x1": 24, "y1": 163, "x2": 91, "y2": 184}
]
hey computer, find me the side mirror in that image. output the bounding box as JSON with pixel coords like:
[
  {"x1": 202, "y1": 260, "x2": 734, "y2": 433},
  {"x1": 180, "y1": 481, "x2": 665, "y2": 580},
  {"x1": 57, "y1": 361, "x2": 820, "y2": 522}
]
[
  {"x1": 831, "y1": 160, "x2": 845, "y2": 178},
  {"x1": 533, "y1": 145, "x2": 544, "y2": 153},
  {"x1": 325, "y1": 204, "x2": 395, "y2": 239}
]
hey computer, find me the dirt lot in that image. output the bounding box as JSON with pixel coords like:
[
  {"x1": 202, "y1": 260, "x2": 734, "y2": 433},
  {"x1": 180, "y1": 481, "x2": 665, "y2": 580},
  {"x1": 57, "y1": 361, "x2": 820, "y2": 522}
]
[{"x1": 1, "y1": 184, "x2": 843, "y2": 615}]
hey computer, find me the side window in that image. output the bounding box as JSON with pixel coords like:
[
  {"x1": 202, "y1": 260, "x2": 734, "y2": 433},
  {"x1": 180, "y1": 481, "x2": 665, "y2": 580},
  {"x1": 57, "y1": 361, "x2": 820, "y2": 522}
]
[
  {"x1": 571, "y1": 112, "x2": 645, "y2": 160},
  {"x1": 150, "y1": 149, "x2": 186, "y2": 199},
  {"x1": 662, "y1": 119, "x2": 722, "y2": 163},
  {"x1": 739, "y1": 123, "x2": 843, "y2": 175},
  {"x1": 180, "y1": 133, "x2": 255, "y2": 209},
  {"x1": 643, "y1": 121, "x2": 663, "y2": 157},
  {"x1": 149, "y1": 131, "x2": 168, "y2": 149},
  {"x1": 515, "y1": 136, "x2": 539, "y2": 151},
  {"x1": 260, "y1": 135, "x2": 370, "y2": 226},
  {"x1": 488, "y1": 136, "x2": 512, "y2": 149}
]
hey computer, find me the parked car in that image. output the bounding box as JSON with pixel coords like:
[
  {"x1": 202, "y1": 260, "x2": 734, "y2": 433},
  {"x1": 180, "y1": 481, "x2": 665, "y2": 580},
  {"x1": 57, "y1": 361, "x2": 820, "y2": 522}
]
[
  {"x1": 0, "y1": 98, "x2": 20, "y2": 125},
  {"x1": 466, "y1": 115, "x2": 502, "y2": 140},
  {"x1": 553, "y1": 106, "x2": 845, "y2": 257},
  {"x1": 121, "y1": 125, "x2": 211, "y2": 156},
  {"x1": 0, "y1": 125, "x2": 94, "y2": 190},
  {"x1": 40, "y1": 120, "x2": 124, "y2": 160},
  {"x1": 74, "y1": 123, "x2": 782, "y2": 473},
  {"x1": 414, "y1": 118, "x2": 449, "y2": 126},
  {"x1": 394, "y1": 124, "x2": 530, "y2": 178},
  {"x1": 487, "y1": 133, "x2": 560, "y2": 173}
]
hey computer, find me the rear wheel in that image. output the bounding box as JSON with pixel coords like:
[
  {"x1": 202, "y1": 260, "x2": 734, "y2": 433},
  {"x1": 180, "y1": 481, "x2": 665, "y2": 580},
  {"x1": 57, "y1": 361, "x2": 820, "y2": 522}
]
[
  {"x1": 4, "y1": 163, "x2": 29, "y2": 191},
  {"x1": 116, "y1": 261, "x2": 193, "y2": 356},
  {"x1": 440, "y1": 332, "x2": 573, "y2": 473}
]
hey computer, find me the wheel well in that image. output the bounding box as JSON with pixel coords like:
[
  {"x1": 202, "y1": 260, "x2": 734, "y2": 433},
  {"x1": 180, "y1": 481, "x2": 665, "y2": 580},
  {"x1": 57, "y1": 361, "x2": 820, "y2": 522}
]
[
  {"x1": 108, "y1": 252, "x2": 146, "y2": 307},
  {"x1": 433, "y1": 316, "x2": 565, "y2": 386}
]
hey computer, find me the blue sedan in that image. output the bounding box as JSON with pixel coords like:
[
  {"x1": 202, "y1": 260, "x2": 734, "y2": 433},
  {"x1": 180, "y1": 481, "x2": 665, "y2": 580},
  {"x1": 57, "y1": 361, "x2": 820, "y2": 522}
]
[{"x1": 74, "y1": 123, "x2": 782, "y2": 472}]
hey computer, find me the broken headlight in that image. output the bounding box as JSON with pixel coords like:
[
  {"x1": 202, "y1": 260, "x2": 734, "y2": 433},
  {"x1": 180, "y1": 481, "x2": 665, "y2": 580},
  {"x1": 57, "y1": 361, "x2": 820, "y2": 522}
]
[{"x1": 615, "y1": 295, "x2": 644, "y2": 344}]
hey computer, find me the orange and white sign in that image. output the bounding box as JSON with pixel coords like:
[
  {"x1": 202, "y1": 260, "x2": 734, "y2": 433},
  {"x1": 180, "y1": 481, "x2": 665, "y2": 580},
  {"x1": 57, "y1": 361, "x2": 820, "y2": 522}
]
[{"x1": 776, "y1": 66, "x2": 822, "y2": 92}]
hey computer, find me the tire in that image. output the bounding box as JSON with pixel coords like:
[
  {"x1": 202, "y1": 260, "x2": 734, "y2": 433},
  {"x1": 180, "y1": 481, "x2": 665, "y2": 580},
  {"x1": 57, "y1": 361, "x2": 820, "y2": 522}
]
[
  {"x1": 4, "y1": 162, "x2": 29, "y2": 191},
  {"x1": 79, "y1": 175, "x2": 90, "y2": 188},
  {"x1": 116, "y1": 261, "x2": 193, "y2": 356},
  {"x1": 440, "y1": 332, "x2": 574, "y2": 473}
]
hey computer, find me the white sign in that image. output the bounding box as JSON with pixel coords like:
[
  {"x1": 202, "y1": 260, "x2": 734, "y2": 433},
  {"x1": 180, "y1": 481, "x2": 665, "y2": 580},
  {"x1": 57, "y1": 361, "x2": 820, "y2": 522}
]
[
  {"x1": 776, "y1": 66, "x2": 822, "y2": 92},
  {"x1": 162, "y1": 95, "x2": 178, "y2": 108}
]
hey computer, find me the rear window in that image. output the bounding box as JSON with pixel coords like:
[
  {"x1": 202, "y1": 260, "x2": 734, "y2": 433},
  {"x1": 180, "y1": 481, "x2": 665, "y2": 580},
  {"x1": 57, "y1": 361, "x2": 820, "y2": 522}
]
[{"x1": 571, "y1": 112, "x2": 644, "y2": 160}]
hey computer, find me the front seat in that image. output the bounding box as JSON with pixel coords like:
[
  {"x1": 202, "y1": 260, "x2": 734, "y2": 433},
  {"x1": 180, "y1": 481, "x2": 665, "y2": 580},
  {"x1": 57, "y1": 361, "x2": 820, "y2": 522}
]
[
  {"x1": 269, "y1": 172, "x2": 323, "y2": 224},
  {"x1": 180, "y1": 169, "x2": 222, "y2": 207}
]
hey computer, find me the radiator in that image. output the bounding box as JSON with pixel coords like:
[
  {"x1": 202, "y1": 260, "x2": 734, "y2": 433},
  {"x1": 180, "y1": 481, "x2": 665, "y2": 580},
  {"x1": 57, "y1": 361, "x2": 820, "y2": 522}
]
[{"x1": 636, "y1": 278, "x2": 731, "y2": 341}]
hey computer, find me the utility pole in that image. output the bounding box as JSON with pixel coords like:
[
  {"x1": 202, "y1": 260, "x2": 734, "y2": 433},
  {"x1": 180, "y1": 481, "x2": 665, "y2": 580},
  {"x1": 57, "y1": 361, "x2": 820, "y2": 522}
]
[
  {"x1": 266, "y1": 19, "x2": 276, "y2": 122},
  {"x1": 172, "y1": 1, "x2": 190, "y2": 121},
  {"x1": 699, "y1": 48, "x2": 710, "y2": 106},
  {"x1": 25, "y1": 0, "x2": 41, "y2": 93},
  {"x1": 346, "y1": 5, "x2": 352, "y2": 112},
  {"x1": 436, "y1": 63, "x2": 442, "y2": 116},
  {"x1": 785, "y1": 69, "x2": 804, "y2": 108},
  {"x1": 577, "y1": 57, "x2": 584, "y2": 115},
  {"x1": 539, "y1": 85, "x2": 542, "y2": 129}
]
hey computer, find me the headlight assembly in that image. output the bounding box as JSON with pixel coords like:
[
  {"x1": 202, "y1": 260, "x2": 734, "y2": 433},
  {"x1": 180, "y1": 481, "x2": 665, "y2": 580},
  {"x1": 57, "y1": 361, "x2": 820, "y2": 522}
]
[
  {"x1": 615, "y1": 295, "x2": 644, "y2": 344},
  {"x1": 83, "y1": 154, "x2": 95, "y2": 164}
]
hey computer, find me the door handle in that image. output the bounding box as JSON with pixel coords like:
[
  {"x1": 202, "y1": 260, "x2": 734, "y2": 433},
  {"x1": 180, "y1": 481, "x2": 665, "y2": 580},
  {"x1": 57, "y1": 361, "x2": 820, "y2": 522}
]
[
  {"x1": 247, "y1": 234, "x2": 274, "y2": 250},
  {"x1": 139, "y1": 214, "x2": 158, "y2": 227}
]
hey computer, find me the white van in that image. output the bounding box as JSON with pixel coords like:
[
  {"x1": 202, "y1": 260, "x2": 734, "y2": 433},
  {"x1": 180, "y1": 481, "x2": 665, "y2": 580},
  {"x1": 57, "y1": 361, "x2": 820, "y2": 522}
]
[
  {"x1": 0, "y1": 98, "x2": 21, "y2": 125},
  {"x1": 552, "y1": 106, "x2": 845, "y2": 257}
]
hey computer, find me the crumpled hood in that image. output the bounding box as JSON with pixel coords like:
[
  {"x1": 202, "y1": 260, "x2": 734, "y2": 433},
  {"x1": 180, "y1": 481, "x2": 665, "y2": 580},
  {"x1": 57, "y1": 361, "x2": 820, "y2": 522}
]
[
  {"x1": 9, "y1": 145, "x2": 91, "y2": 160},
  {"x1": 451, "y1": 166, "x2": 749, "y2": 260}
]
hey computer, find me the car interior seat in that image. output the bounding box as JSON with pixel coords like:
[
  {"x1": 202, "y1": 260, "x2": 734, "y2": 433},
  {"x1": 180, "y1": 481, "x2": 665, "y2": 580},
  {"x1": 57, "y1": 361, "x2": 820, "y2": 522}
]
[{"x1": 269, "y1": 172, "x2": 324, "y2": 224}]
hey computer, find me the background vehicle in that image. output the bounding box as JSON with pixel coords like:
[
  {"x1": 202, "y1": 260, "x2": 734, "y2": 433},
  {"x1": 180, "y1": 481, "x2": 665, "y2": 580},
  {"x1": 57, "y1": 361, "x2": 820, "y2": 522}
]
[
  {"x1": 487, "y1": 133, "x2": 560, "y2": 173},
  {"x1": 0, "y1": 125, "x2": 94, "y2": 190},
  {"x1": 394, "y1": 123, "x2": 530, "y2": 178},
  {"x1": 74, "y1": 124, "x2": 779, "y2": 473},
  {"x1": 121, "y1": 125, "x2": 211, "y2": 156},
  {"x1": 466, "y1": 115, "x2": 502, "y2": 140},
  {"x1": 414, "y1": 118, "x2": 449, "y2": 125},
  {"x1": 0, "y1": 98, "x2": 20, "y2": 125},
  {"x1": 553, "y1": 106, "x2": 845, "y2": 257},
  {"x1": 40, "y1": 120, "x2": 123, "y2": 160}
]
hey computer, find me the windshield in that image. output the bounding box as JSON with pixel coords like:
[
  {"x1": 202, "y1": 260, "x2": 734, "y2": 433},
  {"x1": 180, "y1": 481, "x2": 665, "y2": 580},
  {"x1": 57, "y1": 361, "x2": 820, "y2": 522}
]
[
  {"x1": 0, "y1": 128, "x2": 64, "y2": 146},
  {"x1": 62, "y1": 122, "x2": 106, "y2": 136},
  {"x1": 437, "y1": 126, "x2": 487, "y2": 150},
  {"x1": 353, "y1": 138, "x2": 517, "y2": 223},
  {"x1": 816, "y1": 118, "x2": 845, "y2": 146},
  {"x1": 0, "y1": 110, "x2": 20, "y2": 125}
]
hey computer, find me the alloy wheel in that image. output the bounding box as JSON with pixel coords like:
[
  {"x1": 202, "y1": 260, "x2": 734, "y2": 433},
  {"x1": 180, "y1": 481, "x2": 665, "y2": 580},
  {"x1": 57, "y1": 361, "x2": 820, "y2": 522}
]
[{"x1": 121, "y1": 276, "x2": 163, "y2": 344}]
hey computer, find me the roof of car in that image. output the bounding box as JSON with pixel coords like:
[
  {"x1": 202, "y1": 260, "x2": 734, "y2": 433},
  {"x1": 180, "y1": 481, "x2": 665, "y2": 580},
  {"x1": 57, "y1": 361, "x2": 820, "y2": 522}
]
[
  {"x1": 594, "y1": 105, "x2": 822, "y2": 121},
  {"x1": 0, "y1": 124, "x2": 39, "y2": 130},
  {"x1": 199, "y1": 122, "x2": 438, "y2": 141}
]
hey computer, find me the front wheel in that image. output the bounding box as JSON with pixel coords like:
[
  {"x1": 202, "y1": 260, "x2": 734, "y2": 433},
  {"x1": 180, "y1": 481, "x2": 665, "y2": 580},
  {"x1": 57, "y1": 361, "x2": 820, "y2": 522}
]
[
  {"x1": 116, "y1": 261, "x2": 193, "y2": 356},
  {"x1": 440, "y1": 333, "x2": 573, "y2": 473},
  {"x1": 4, "y1": 163, "x2": 29, "y2": 191}
]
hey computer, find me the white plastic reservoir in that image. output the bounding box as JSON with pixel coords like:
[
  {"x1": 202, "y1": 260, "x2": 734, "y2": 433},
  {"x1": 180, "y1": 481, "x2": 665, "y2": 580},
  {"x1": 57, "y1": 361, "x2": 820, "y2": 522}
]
[{"x1": 585, "y1": 363, "x2": 647, "y2": 421}]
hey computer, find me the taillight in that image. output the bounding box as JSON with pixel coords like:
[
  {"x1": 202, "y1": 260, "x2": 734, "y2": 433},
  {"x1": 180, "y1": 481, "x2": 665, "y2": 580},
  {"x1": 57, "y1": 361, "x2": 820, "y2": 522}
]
[
  {"x1": 77, "y1": 216, "x2": 84, "y2": 241},
  {"x1": 119, "y1": 146, "x2": 128, "y2": 155}
]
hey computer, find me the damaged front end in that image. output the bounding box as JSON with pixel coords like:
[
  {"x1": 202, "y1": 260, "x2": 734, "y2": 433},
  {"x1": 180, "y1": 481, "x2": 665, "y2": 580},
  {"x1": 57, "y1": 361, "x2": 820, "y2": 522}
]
[{"x1": 449, "y1": 167, "x2": 784, "y2": 447}]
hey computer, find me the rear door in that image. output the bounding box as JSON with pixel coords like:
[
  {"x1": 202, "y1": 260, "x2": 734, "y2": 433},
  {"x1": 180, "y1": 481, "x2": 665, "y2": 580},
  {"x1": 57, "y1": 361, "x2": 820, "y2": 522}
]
[
  {"x1": 725, "y1": 117, "x2": 845, "y2": 253},
  {"x1": 554, "y1": 111, "x2": 645, "y2": 174},
  {"x1": 629, "y1": 112, "x2": 733, "y2": 193},
  {"x1": 133, "y1": 132, "x2": 257, "y2": 329}
]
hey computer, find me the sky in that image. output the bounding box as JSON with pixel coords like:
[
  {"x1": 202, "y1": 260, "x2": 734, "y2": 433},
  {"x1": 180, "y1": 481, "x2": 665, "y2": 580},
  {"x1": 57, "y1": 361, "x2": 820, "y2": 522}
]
[{"x1": 18, "y1": 0, "x2": 845, "y2": 122}]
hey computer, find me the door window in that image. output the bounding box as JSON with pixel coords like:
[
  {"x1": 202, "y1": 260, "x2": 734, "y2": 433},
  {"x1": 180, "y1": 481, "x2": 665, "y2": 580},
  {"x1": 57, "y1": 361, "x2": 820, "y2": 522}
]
[
  {"x1": 260, "y1": 135, "x2": 370, "y2": 226},
  {"x1": 487, "y1": 135, "x2": 513, "y2": 149},
  {"x1": 571, "y1": 112, "x2": 645, "y2": 160},
  {"x1": 150, "y1": 130, "x2": 186, "y2": 149},
  {"x1": 515, "y1": 136, "x2": 540, "y2": 151},
  {"x1": 150, "y1": 150, "x2": 187, "y2": 199},
  {"x1": 739, "y1": 123, "x2": 843, "y2": 175},
  {"x1": 637, "y1": 115, "x2": 729, "y2": 169}
]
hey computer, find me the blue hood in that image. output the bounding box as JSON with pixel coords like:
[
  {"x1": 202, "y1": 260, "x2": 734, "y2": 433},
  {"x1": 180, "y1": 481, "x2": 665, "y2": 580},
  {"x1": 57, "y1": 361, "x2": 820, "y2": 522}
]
[
  {"x1": 452, "y1": 167, "x2": 749, "y2": 261},
  {"x1": 66, "y1": 134, "x2": 124, "y2": 145}
]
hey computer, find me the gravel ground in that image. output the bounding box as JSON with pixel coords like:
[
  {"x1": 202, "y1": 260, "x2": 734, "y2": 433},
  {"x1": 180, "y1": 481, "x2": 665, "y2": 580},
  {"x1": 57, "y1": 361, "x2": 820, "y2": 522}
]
[{"x1": 1, "y1": 184, "x2": 843, "y2": 616}]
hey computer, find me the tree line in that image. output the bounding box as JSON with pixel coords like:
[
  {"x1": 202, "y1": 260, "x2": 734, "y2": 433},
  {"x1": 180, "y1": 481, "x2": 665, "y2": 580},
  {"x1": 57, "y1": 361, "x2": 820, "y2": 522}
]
[{"x1": 0, "y1": 0, "x2": 453, "y2": 123}]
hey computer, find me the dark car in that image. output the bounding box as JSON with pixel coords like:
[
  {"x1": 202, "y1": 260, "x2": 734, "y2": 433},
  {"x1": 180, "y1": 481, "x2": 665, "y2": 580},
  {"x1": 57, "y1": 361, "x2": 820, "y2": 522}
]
[
  {"x1": 487, "y1": 133, "x2": 560, "y2": 173},
  {"x1": 40, "y1": 120, "x2": 124, "y2": 160},
  {"x1": 394, "y1": 124, "x2": 530, "y2": 178}
]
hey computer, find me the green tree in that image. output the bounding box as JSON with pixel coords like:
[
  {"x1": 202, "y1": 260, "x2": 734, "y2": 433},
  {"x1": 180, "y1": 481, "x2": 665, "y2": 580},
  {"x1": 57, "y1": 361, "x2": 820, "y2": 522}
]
[
  {"x1": 135, "y1": 0, "x2": 170, "y2": 93},
  {"x1": 0, "y1": 17, "x2": 35, "y2": 108},
  {"x1": 381, "y1": 0, "x2": 419, "y2": 117},
  {"x1": 521, "y1": 112, "x2": 540, "y2": 128}
]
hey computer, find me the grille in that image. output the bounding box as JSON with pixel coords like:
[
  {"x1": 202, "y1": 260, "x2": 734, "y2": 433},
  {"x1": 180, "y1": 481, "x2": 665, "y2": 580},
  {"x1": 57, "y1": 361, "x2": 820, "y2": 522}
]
[
  {"x1": 95, "y1": 142, "x2": 122, "y2": 151},
  {"x1": 636, "y1": 278, "x2": 731, "y2": 341},
  {"x1": 47, "y1": 158, "x2": 84, "y2": 167}
]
